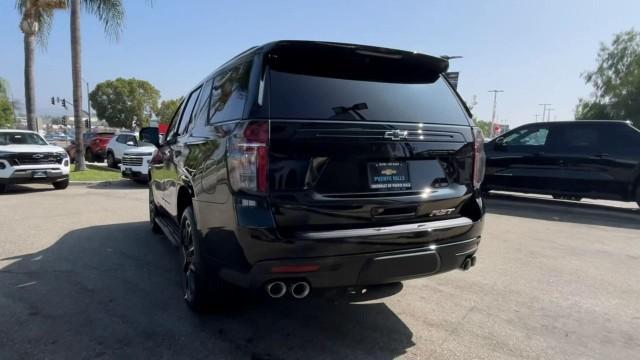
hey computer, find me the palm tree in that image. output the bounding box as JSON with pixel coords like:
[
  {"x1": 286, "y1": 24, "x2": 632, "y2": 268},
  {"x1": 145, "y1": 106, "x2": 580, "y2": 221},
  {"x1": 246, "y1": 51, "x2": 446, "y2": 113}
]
[
  {"x1": 70, "y1": 0, "x2": 124, "y2": 170},
  {"x1": 16, "y1": 0, "x2": 64, "y2": 131}
]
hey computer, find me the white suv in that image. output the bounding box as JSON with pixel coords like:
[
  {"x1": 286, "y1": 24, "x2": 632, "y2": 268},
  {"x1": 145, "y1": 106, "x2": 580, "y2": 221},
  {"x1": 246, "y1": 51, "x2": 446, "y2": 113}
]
[
  {"x1": 120, "y1": 144, "x2": 155, "y2": 183},
  {"x1": 0, "y1": 130, "x2": 70, "y2": 193},
  {"x1": 106, "y1": 132, "x2": 138, "y2": 169}
]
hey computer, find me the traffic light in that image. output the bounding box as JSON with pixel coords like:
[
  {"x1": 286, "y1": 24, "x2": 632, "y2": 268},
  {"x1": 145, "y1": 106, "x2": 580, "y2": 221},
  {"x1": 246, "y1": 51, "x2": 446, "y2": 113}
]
[
  {"x1": 61, "y1": 99, "x2": 66, "y2": 108},
  {"x1": 85, "y1": 119, "x2": 89, "y2": 128},
  {"x1": 61, "y1": 117, "x2": 66, "y2": 126},
  {"x1": 51, "y1": 97, "x2": 55, "y2": 105}
]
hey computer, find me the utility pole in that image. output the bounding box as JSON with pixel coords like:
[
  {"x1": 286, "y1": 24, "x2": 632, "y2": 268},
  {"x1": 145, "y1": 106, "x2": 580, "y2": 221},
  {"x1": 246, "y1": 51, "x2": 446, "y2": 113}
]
[
  {"x1": 539, "y1": 103, "x2": 551, "y2": 122},
  {"x1": 489, "y1": 90, "x2": 504, "y2": 138},
  {"x1": 534, "y1": 114, "x2": 541, "y2": 122},
  {"x1": 547, "y1": 108, "x2": 554, "y2": 122}
]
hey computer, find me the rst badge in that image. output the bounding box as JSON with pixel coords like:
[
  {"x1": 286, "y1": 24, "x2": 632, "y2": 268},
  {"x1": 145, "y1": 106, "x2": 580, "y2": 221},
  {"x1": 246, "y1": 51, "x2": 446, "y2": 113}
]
[{"x1": 429, "y1": 208, "x2": 456, "y2": 217}]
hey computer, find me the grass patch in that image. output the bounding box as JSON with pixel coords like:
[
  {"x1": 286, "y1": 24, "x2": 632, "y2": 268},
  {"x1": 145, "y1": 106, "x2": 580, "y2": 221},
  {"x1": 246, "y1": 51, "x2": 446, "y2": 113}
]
[{"x1": 69, "y1": 164, "x2": 122, "y2": 182}]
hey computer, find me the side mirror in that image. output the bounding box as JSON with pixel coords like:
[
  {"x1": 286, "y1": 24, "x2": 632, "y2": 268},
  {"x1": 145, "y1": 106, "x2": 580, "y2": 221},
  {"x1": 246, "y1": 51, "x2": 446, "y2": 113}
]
[
  {"x1": 139, "y1": 127, "x2": 160, "y2": 147},
  {"x1": 494, "y1": 137, "x2": 507, "y2": 150},
  {"x1": 126, "y1": 141, "x2": 136, "y2": 146}
]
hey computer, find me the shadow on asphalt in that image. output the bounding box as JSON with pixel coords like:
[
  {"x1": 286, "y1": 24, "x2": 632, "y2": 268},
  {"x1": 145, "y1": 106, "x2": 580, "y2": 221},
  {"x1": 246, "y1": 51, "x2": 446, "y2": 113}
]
[
  {"x1": 86, "y1": 180, "x2": 148, "y2": 190},
  {"x1": 486, "y1": 193, "x2": 640, "y2": 230},
  {"x1": 0, "y1": 184, "x2": 55, "y2": 195},
  {"x1": 0, "y1": 222, "x2": 414, "y2": 359}
]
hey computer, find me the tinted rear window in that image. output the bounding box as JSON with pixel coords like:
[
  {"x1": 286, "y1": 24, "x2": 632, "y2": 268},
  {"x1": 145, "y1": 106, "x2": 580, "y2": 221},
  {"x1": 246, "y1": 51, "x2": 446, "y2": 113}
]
[{"x1": 268, "y1": 70, "x2": 469, "y2": 125}]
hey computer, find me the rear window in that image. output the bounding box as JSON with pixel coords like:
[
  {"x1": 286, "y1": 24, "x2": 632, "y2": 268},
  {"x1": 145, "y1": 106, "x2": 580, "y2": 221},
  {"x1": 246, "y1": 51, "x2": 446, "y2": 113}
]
[{"x1": 268, "y1": 70, "x2": 469, "y2": 125}]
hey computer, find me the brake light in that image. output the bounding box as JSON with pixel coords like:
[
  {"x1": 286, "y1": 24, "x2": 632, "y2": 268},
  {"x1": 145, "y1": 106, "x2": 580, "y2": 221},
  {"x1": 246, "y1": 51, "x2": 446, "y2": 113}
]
[
  {"x1": 472, "y1": 127, "x2": 486, "y2": 189},
  {"x1": 228, "y1": 121, "x2": 269, "y2": 193}
]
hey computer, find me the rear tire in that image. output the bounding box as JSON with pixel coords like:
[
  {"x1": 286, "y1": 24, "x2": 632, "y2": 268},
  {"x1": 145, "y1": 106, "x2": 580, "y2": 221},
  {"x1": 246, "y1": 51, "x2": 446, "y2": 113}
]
[
  {"x1": 180, "y1": 206, "x2": 229, "y2": 312},
  {"x1": 0, "y1": 184, "x2": 6, "y2": 193},
  {"x1": 52, "y1": 179, "x2": 69, "y2": 190},
  {"x1": 636, "y1": 185, "x2": 640, "y2": 209},
  {"x1": 85, "y1": 149, "x2": 94, "y2": 163}
]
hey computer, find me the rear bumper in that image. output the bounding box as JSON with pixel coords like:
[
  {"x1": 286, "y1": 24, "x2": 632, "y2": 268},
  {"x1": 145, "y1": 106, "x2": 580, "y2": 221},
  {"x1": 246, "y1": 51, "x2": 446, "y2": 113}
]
[
  {"x1": 210, "y1": 215, "x2": 483, "y2": 290},
  {"x1": 220, "y1": 236, "x2": 480, "y2": 290}
]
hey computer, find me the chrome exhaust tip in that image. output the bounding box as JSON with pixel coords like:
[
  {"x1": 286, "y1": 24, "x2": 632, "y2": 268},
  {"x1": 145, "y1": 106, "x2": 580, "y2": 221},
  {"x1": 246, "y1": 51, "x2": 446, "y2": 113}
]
[
  {"x1": 290, "y1": 281, "x2": 311, "y2": 299},
  {"x1": 266, "y1": 281, "x2": 287, "y2": 298}
]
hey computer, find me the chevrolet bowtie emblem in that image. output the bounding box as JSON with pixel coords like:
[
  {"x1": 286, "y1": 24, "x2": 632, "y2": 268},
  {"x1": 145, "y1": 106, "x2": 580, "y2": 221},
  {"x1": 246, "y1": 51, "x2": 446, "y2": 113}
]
[
  {"x1": 384, "y1": 129, "x2": 409, "y2": 140},
  {"x1": 381, "y1": 168, "x2": 397, "y2": 176},
  {"x1": 32, "y1": 154, "x2": 44, "y2": 159}
]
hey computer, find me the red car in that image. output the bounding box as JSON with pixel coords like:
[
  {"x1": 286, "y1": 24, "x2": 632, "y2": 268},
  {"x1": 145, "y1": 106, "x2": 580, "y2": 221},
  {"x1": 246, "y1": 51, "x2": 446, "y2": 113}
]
[{"x1": 66, "y1": 132, "x2": 115, "y2": 163}]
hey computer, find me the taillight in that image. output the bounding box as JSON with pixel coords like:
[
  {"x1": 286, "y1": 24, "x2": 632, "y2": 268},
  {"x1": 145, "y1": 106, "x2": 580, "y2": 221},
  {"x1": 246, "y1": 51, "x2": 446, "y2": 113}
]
[
  {"x1": 472, "y1": 127, "x2": 486, "y2": 189},
  {"x1": 228, "y1": 121, "x2": 269, "y2": 193}
]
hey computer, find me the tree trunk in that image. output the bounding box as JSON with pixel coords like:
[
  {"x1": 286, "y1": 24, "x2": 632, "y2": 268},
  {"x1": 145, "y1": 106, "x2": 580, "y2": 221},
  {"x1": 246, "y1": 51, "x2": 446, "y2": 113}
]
[
  {"x1": 70, "y1": 0, "x2": 86, "y2": 171},
  {"x1": 23, "y1": 32, "x2": 36, "y2": 131}
]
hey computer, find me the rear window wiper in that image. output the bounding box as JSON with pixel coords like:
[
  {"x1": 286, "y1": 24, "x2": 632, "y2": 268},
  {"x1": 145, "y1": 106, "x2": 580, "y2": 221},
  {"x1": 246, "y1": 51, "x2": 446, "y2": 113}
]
[{"x1": 332, "y1": 102, "x2": 368, "y2": 120}]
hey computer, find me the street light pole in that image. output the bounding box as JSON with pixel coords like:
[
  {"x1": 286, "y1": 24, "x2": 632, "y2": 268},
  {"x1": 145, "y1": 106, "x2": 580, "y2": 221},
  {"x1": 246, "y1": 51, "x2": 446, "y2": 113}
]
[
  {"x1": 82, "y1": 78, "x2": 90, "y2": 128},
  {"x1": 489, "y1": 90, "x2": 504, "y2": 138}
]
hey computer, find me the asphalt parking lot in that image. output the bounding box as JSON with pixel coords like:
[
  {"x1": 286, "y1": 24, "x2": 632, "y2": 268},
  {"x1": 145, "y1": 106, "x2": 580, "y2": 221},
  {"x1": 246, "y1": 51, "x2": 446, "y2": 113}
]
[{"x1": 1, "y1": 184, "x2": 639, "y2": 360}]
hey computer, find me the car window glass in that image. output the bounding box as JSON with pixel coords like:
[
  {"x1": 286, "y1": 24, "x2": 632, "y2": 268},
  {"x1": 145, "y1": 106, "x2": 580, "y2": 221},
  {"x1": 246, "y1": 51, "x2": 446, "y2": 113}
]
[
  {"x1": 209, "y1": 61, "x2": 253, "y2": 124},
  {"x1": 503, "y1": 127, "x2": 549, "y2": 146},
  {"x1": 192, "y1": 78, "x2": 213, "y2": 130},
  {"x1": 599, "y1": 124, "x2": 640, "y2": 154},
  {"x1": 165, "y1": 100, "x2": 185, "y2": 142},
  {"x1": 179, "y1": 86, "x2": 202, "y2": 136},
  {"x1": 560, "y1": 127, "x2": 599, "y2": 152},
  {"x1": 268, "y1": 70, "x2": 469, "y2": 125},
  {"x1": 116, "y1": 135, "x2": 125, "y2": 144}
]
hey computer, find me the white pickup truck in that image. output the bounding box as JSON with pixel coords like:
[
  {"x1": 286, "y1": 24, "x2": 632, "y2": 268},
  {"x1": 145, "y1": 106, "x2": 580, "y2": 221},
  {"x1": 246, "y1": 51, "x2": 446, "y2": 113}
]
[
  {"x1": 120, "y1": 144, "x2": 155, "y2": 183},
  {"x1": 0, "y1": 130, "x2": 70, "y2": 193}
]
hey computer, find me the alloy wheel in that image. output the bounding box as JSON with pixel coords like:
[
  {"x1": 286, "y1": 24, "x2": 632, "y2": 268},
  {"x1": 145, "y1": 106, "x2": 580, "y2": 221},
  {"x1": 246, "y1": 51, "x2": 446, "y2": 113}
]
[{"x1": 181, "y1": 218, "x2": 196, "y2": 302}]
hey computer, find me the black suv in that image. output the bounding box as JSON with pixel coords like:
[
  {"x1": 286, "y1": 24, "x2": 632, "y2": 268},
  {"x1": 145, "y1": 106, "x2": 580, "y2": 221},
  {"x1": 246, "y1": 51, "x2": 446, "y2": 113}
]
[
  {"x1": 142, "y1": 41, "x2": 486, "y2": 311},
  {"x1": 484, "y1": 121, "x2": 640, "y2": 206}
]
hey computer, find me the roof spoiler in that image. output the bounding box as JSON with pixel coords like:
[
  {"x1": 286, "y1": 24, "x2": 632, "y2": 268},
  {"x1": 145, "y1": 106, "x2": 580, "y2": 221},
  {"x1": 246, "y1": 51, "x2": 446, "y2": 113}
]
[{"x1": 264, "y1": 40, "x2": 449, "y2": 84}]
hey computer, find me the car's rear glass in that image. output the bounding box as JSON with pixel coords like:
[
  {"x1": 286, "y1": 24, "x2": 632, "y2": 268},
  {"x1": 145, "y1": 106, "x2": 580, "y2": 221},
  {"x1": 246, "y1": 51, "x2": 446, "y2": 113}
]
[
  {"x1": 268, "y1": 70, "x2": 469, "y2": 125},
  {"x1": 0, "y1": 132, "x2": 48, "y2": 145}
]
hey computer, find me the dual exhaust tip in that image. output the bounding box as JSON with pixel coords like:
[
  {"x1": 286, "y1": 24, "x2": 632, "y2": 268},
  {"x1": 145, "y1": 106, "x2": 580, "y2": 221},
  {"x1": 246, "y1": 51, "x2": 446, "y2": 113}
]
[
  {"x1": 461, "y1": 255, "x2": 477, "y2": 271},
  {"x1": 266, "y1": 280, "x2": 310, "y2": 299}
]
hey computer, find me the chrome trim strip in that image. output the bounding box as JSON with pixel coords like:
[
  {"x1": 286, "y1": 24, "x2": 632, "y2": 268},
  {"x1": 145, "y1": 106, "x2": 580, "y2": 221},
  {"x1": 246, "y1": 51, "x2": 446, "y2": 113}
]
[
  {"x1": 455, "y1": 246, "x2": 478, "y2": 256},
  {"x1": 438, "y1": 237, "x2": 478, "y2": 248},
  {"x1": 297, "y1": 217, "x2": 473, "y2": 240},
  {"x1": 375, "y1": 250, "x2": 436, "y2": 260}
]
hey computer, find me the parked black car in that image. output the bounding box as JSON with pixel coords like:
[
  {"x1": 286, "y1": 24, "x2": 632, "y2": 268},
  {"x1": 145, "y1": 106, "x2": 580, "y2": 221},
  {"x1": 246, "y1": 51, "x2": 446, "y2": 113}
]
[
  {"x1": 142, "y1": 40, "x2": 486, "y2": 311},
  {"x1": 484, "y1": 121, "x2": 640, "y2": 206}
]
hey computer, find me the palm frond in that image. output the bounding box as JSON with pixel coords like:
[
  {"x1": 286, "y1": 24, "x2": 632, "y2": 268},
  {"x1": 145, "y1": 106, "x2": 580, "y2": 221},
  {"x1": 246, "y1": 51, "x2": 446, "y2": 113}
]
[
  {"x1": 78, "y1": 0, "x2": 125, "y2": 40},
  {"x1": 15, "y1": 0, "x2": 56, "y2": 48}
]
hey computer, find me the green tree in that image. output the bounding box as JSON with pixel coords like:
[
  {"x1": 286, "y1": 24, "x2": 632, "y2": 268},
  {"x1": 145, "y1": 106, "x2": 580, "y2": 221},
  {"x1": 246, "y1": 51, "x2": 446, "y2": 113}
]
[
  {"x1": 576, "y1": 29, "x2": 640, "y2": 127},
  {"x1": 89, "y1": 78, "x2": 160, "y2": 129},
  {"x1": 156, "y1": 97, "x2": 183, "y2": 124},
  {"x1": 0, "y1": 78, "x2": 14, "y2": 128},
  {"x1": 473, "y1": 119, "x2": 491, "y2": 137}
]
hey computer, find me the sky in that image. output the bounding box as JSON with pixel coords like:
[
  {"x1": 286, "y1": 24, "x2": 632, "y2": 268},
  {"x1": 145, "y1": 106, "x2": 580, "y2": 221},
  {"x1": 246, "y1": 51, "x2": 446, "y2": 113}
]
[{"x1": 1, "y1": 0, "x2": 639, "y2": 127}]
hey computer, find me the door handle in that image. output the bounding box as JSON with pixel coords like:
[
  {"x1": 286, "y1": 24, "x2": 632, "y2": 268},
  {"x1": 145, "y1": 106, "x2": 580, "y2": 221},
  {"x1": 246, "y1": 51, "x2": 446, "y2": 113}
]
[
  {"x1": 534, "y1": 152, "x2": 545, "y2": 156},
  {"x1": 594, "y1": 153, "x2": 609, "y2": 158}
]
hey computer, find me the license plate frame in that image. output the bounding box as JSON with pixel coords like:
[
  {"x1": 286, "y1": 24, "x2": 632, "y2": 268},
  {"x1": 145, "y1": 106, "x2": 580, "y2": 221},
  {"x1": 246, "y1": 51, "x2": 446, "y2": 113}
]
[
  {"x1": 367, "y1": 161, "x2": 411, "y2": 190},
  {"x1": 32, "y1": 170, "x2": 47, "y2": 179}
]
